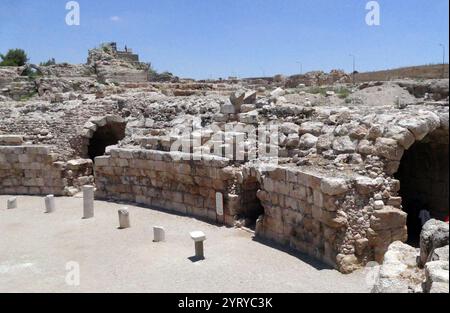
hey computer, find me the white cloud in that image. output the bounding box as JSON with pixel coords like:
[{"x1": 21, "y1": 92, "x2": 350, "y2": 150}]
[{"x1": 110, "y1": 16, "x2": 121, "y2": 22}]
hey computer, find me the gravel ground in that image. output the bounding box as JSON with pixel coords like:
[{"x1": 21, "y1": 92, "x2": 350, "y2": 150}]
[{"x1": 0, "y1": 195, "x2": 370, "y2": 293}]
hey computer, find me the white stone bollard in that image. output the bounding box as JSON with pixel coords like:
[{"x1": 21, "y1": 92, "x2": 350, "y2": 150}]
[
  {"x1": 153, "y1": 226, "x2": 165, "y2": 242},
  {"x1": 118, "y1": 208, "x2": 130, "y2": 229},
  {"x1": 83, "y1": 185, "x2": 94, "y2": 219},
  {"x1": 45, "y1": 195, "x2": 56, "y2": 213},
  {"x1": 190, "y1": 231, "x2": 206, "y2": 259},
  {"x1": 7, "y1": 197, "x2": 17, "y2": 210}
]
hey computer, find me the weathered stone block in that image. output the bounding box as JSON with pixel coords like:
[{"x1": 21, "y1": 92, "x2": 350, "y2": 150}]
[
  {"x1": 273, "y1": 181, "x2": 290, "y2": 196},
  {"x1": 320, "y1": 178, "x2": 349, "y2": 196},
  {"x1": 289, "y1": 184, "x2": 307, "y2": 200},
  {"x1": 313, "y1": 190, "x2": 324, "y2": 207},
  {"x1": 268, "y1": 167, "x2": 286, "y2": 181},
  {"x1": 285, "y1": 197, "x2": 299, "y2": 211},
  {"x1": 375, "y1": 137, "x2": 404, "y2": 161},
  {"x1": 370, "y1": 207, "x2": 407, "y2": 231},
  {"x1": 0, "y1": 135, "x2": 24, "y2": 146}
]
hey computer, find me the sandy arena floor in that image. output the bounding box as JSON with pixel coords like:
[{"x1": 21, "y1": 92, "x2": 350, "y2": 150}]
[{"x1": 0, "y1": 195, "x2": 370, "y2": 293}]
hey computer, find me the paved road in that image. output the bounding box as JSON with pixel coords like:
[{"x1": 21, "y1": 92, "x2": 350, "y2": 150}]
[{"x1": 0, "y1": 195, "x2": 370, "y2": 293}]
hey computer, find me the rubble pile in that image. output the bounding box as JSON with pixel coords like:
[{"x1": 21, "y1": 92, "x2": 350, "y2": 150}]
[{"x1": 373, "y1": 219, "x2": 449, "y2": 293}]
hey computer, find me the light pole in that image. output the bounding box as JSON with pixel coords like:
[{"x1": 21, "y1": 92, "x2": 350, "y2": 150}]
[
  {"x1": 349, "y1": 54, "x2": 356, "y2": 85},
  {"x1": 439, "y1": 43, "x2": 446, "y2": 78},
  {"x1": 296, "y1": 61, "x2": 303, "y2": 75},
  {"x1": 260, "y1": 67, "x2": 266, "y2": 77}
]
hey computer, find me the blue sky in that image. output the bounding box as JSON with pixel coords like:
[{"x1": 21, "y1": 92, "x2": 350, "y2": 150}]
[{"x1": 0, "y1": 0, "x2": 448, "y2": 79}]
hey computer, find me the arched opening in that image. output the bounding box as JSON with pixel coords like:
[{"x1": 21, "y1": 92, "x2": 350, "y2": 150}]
[
  {"x1": 395, "y1": 130, "x2": 449, "y2": 246},
  {"x1": 88, "y1": 122, "x2": 126, "y2": 161},
  {"x1": 20, "y1": 64, "x2": 43, "y2": 76},
  {"x1": 236, "y1": 174, "x2": 265, "y2": 230}
]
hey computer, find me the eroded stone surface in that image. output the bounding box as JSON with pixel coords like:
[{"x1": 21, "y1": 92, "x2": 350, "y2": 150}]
[
  {"x1": 372, "y1": 241, "x2": 423, "y2": 293},
  {"x1": 419, "y1": 219, "x2": 449, "y2": 267},
  {"x1": 1, "y1": 43, "x2": 449, "y2": 274}
]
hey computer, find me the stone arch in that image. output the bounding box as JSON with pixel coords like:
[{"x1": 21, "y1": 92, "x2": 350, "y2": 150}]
[
  {"x1": 19, "y1": 64, "x2": 43, "y2": 76},
  {"x1": 80, "y1": 115, "x2": 126, "y2": 161},
  {"x1": 392, "y1": 114, "x2": 449, "y2": 245}
]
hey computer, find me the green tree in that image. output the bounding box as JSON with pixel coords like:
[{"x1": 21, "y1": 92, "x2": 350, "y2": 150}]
[
  {"x1": 0, "y1": 49, "x2": 28, "y2": 66},
  {"x1": 40, "y1": 58, "x2": 56, "y2": 66}
]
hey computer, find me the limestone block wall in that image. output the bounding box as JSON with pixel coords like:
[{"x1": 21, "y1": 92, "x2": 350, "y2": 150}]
[
  {"x1": 116, "y1": 52, "x2": 140, "y2": 63},
  {"x1": 0, "y1": 77, "x2": 37, "y2": 101},
  {"x1": 254, "y1": 166, "x2": 408, "y2": 273},
  {"x1": 96, "y1": 66, "x2": 149, "y2": 83},
  {"x1": 0, "y1": 145, "x2": 66, "y2": 195},
  {"x1": 0, "y1": 101, "x2": 122, "y2": 160},
  {"x1": 94, "y1": 149, "x2": 411, "y2": 273},
  {"x1": 94, "y1": 148, "x2": 244, "y2": 225}
]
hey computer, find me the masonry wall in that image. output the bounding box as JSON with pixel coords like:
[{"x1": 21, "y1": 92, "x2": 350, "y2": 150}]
[
  {"x1": 116, "y1": 51, "x2": 140, "y2": 63},
  {"x1": 0, "y1": 142, "x2": 414, "y2": 273},
  {"x1": 96, "y1": 66, "x2": 149, "y2": 83},
  {"x1": 254, "y1": 166, "x2": 408, "y2": 273},
  {"x1": 94, "y1": 148, "x2": 245, "y2": 225},
  {"x1": 94, "y1": 149, "x2": 411, "y2": 273},
  {"x1": 0, "y1": 145, "x2": 66, "y2": 196},
  {"x1": 0, "y1": 101, "x2": 122, "y2": 160}
]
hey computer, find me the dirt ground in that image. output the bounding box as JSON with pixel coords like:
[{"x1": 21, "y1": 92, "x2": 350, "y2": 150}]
[{"x1": 0, "y1": 195, "x2": 370, "y2": 293}]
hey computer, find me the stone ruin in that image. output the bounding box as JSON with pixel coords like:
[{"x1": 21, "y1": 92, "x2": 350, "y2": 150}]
[
  {"x1": 87, "y1": 42, "x2": 151, "y2": 83},
  {"x1": 0, "y1": 43, "x2": 449, "y2": 280},
  {"x1": 373, "y1": 219, "x2": 448, "y2": 293}
]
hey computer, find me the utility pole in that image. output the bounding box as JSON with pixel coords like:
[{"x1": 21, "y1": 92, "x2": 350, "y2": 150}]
[
  {"x1": 439, "y1": 43, "x2": 446, "y2": 78},
  {"x1": 260, "y1": 67, "x2": 266, "y2": 77},
  {"x1": 296, "y1": 61, "x2": 303, "y2": 75},
  {"x1": 349, "y1": 54, "x2": 356, "y2": 85}
]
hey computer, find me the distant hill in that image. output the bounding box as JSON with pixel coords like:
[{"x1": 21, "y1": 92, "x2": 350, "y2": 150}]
[{"x1": 355, "y1": 64, "x2": 449, "y2": 82}]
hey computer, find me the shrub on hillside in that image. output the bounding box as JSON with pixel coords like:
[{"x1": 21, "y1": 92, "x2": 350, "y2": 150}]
[{"x1": 0, "y1": 49, "x2": 28, "y2": 66}]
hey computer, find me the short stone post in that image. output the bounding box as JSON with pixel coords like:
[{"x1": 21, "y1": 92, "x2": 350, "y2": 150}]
[
  {"x1": 83, "y1": 185, "x2": 94, "y2": 219},
  {"x1": 190, "y1": 231, "x2": 206, "y2": 259},
  {"x1": 45, "y1": 195, "x2": 55, "y2": 213},
  {"x1": 153, "y1": 226, "x2": 165, "y2": 242},
  {"x1": 7, "y1": 197, "x2": 17, "y2": 210},
  {"x1": 118, "y1": 208, "x2": 130, "y2": 229}
]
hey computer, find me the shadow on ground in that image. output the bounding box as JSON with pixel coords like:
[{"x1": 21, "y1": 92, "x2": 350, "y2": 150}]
[
  {"x1": 252, "y1": 236, "x2": 334, "y2": 271},
  {"x1": 92, "y1": 197, "x2": 334, "y2": 270}
]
